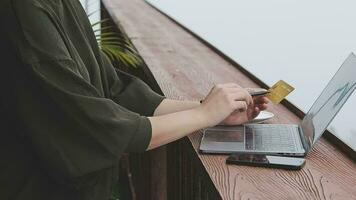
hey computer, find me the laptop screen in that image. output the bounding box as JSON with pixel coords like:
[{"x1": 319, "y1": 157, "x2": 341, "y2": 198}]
[{"x1": 301, "y1": 53, "x2": 356, "y2": 150}]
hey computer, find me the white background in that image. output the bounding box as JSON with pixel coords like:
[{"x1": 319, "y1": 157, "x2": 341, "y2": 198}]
[
  {"x1": 147, "y1": 0, "x2": 356, "y2": 150},
  {"x1": 79, "y1": 0, "x2": 101, "y2": 28}
]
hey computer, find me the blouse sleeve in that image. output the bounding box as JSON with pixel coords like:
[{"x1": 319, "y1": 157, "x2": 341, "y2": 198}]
[{"x1": 100, "y1": 51, "x2": 166, "y2": 117}]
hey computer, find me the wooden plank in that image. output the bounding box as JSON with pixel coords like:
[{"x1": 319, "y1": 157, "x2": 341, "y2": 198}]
[{"x1": 102, "y1": 0, "x2": 356, "y2": 199}]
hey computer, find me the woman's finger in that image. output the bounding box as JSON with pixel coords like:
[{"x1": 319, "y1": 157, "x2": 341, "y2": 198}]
[
  {"x1": 229, "y1": 91, "x2": 252, "y2": 106},
  {"x1": 257, "y1": 103, "x2": 268, "y2": 110},
  {"x1": 248, "y1": 107, "x2": 260, "y2": 119},
  {"x1": 227, "y1": 88, "x2": 253, "y2": 105},
  {"x1": 253, "y1": 96, "x2": 269, "y2": 104},
  {"x1": 233, "y1": 101, "x2": 248, "y2": 112}
]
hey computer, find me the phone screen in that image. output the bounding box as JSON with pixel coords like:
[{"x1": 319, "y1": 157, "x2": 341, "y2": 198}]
[{"x1": 233, "y1": 154, "x2": 269, "y2": 163}]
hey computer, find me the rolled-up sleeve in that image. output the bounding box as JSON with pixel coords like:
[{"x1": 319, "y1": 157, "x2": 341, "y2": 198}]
[
  {"x1": 101, "y1": 51, "x2": 166, "y2": 117},
  {"x1": 100, "y1": 52, "x2": 165, "y2": 152}
]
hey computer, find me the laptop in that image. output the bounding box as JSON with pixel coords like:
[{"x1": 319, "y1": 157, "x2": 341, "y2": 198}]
[{"x1": 200, "y1": 53, "x2": 356, "y2": 156}]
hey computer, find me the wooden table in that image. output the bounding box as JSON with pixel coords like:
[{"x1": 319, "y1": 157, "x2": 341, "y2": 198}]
[{"x1": 102, "y1": 0, "x2": 356, "y2": 199}]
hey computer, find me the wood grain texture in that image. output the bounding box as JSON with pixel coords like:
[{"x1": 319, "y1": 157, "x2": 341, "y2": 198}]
[{"x1": 102, "y1": 0, "x2": 356, "y2": 199}]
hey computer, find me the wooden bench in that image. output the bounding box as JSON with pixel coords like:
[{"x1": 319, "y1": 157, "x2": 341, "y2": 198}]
[{"x1": 102, "y1": 0, "x2": 356, "y2": 199}]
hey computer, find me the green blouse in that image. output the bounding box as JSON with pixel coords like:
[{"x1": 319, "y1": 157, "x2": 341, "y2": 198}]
[{"x1": 0, "y1": 0, "x2": 164, "y2": 199}]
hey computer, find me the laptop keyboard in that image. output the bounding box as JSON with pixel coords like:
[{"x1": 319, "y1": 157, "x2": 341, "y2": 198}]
[{"x1": 245, "y1": 124, "x2": 302, "y2": 152}]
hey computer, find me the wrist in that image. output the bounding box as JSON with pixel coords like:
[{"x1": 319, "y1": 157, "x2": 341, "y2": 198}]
[{"x1": 192, "y1": 105, "x2": 212, "y2": 128}]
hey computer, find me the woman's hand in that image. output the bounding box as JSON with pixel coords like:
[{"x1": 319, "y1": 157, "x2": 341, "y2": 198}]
[
  {"x1": 198, "y1": 83, "x2": 254, "y2": 127},
  {"x1": 147, "y1": 84, "x2": 269, "y2": 150},
  {"x1": 222, "y1": 95, "x2": 269, "y2": 125}
]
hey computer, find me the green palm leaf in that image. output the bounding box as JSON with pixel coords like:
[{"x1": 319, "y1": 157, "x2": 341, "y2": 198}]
[{"x1": 91, "y1": 18, "x2": 142, "y2": 69}]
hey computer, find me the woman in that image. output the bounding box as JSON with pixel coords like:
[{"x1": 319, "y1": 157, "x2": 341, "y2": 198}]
[{"x1": 0, "y1": 0, "x2": 268, "y2": 199}]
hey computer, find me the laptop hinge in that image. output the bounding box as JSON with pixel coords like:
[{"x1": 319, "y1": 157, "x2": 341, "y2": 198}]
[{"x1": 298, "y1": 125, "x2": 309, "y2": 153}]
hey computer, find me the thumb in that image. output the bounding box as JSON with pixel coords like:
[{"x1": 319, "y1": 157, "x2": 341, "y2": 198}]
[{"x1": 249, "y1": 107, "x2": 260, "y2": 119}]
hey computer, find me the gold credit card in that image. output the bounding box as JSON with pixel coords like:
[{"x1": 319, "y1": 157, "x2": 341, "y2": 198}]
[{"x1": 267, "y1": 80, "x2": 295, "y2": 104}]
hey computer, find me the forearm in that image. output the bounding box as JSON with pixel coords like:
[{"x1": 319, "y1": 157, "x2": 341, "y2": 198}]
[
  {"x1": 144, "y1": 84, "x2": 268, "y2": 150},
  {"x1": 153, "y1": 99, "x2": 200, "y2": 116},
  {"x1": 147, "y1": 107, "x2": 208, "y2": 150}
]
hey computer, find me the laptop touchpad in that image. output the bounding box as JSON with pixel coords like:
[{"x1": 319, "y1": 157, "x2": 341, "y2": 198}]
[{"x1": 203, "y1": 126, "x2": 246, "y2": 151}]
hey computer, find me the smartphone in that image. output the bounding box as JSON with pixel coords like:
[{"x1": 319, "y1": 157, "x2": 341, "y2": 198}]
[
  {"x1": 226, "y1": 154, "x2": 305, "y2": 170},
  {"x1": 249, "y1": 90, "x2": 270, "y2": 97}
]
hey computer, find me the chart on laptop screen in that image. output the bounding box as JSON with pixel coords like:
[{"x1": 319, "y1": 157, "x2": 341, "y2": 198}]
[{"x1": 146, "y1": 0, "x2": 356, "y2": 151}]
